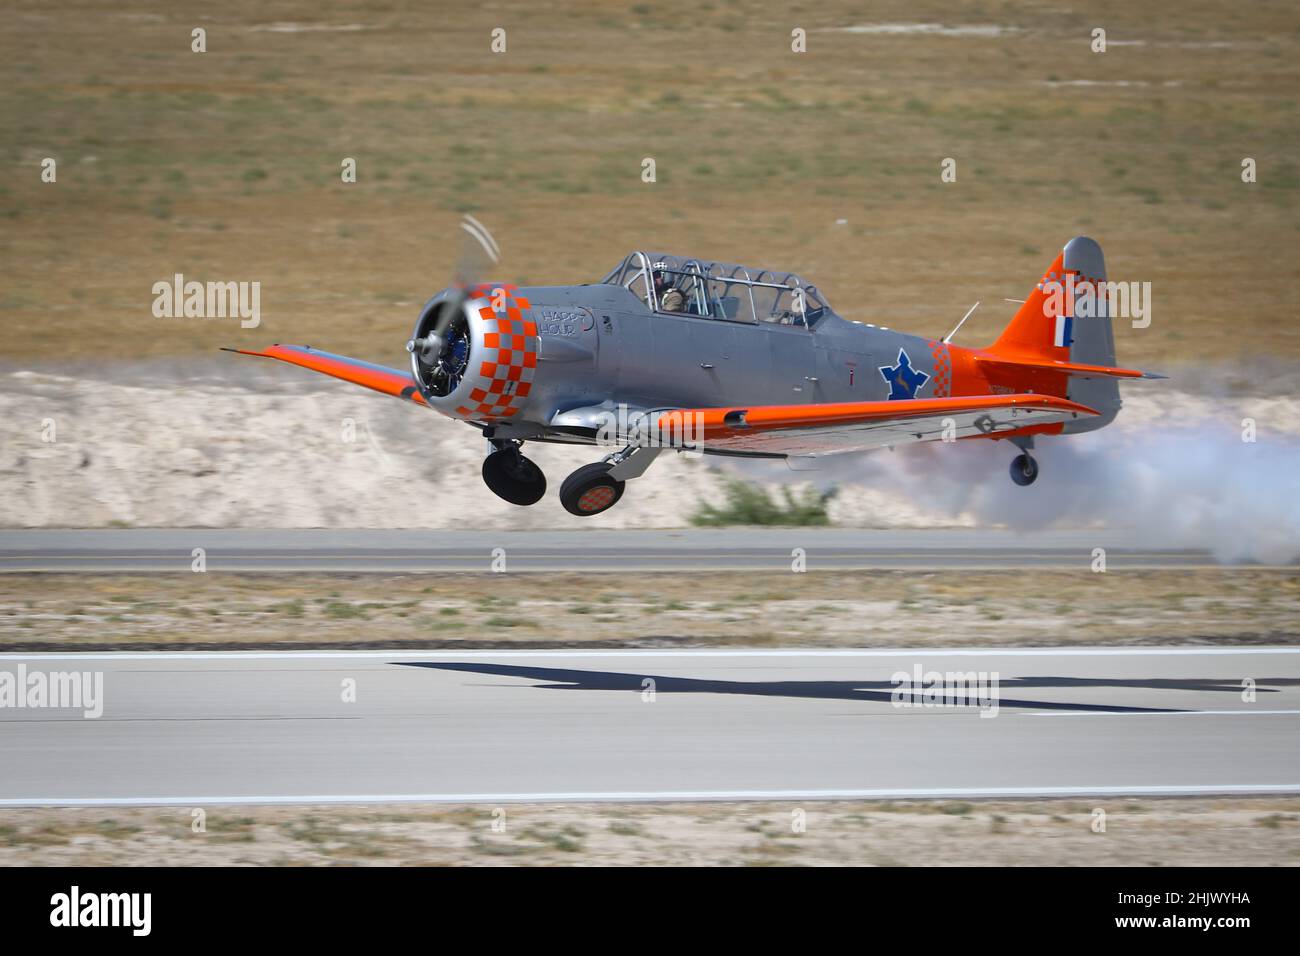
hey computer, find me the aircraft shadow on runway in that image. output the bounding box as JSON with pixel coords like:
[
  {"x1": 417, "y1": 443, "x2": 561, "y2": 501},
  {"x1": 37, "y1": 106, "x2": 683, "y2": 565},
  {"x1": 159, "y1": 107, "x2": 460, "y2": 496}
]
[{"x1": 397, "y1": 663, "x2": 1300, "y2": 713}]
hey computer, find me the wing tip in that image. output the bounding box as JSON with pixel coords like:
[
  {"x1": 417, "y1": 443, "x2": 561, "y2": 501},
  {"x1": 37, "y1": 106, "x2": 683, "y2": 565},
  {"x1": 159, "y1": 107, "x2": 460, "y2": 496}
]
[{"x1": 222, "y1": 344, "x2": 287, "y2": 357}]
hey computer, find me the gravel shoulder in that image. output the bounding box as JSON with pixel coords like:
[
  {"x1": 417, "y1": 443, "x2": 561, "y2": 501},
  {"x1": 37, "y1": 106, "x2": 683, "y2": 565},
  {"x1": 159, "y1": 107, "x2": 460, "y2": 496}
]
[{"x1": 3, "y1": 798, "x2": 1297, "y2": 866}]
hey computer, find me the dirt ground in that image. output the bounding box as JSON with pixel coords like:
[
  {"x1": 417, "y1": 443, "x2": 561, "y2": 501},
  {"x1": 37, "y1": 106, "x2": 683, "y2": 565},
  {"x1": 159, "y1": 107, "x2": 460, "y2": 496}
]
[
  {"x1": 2, "y1": 569, "x2": 1297, "y2": 651},
  {"x1": 2, "y1": 797, "x2": 1297, "y2": 866},
  {"x1": 2, "y1": 1, "x2": 1298, "y2": 367}
]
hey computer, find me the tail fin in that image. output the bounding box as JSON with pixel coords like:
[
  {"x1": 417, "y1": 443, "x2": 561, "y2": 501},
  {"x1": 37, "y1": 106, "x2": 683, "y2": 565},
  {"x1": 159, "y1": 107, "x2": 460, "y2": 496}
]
[
  {"x1": 990, "y1": 236, "x2": 1113, "y2": 365},
  {"x1": 984, "y1": 237, "x2": 1136, "y2": 431}
]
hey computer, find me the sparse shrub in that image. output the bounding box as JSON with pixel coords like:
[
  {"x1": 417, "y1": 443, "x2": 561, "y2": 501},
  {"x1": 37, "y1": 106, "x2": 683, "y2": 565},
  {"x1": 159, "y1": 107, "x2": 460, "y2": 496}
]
[{"x1": 690, "y1": 477, "x2": 834, "y2": 527}]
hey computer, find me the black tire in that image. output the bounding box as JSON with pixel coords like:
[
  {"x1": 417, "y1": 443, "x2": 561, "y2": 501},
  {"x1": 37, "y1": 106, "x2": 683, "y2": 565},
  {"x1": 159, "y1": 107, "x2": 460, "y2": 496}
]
[
  {"x1": 482, "y1": 450, "x2": 547, "y2": 506},
  {"x1": 1009, "y1": 453, "x2": 1039, "y2": 487},
  {"x1": 559, "y1": 462, "x2": 626, "y2": 517}
]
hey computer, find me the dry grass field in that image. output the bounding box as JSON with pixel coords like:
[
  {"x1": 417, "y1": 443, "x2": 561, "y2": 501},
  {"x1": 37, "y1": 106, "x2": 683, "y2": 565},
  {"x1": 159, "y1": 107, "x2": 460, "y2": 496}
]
[
  {"x1": 2, "y1": 1, "x2": 1299, "y2": 367},
  {"x1": 4, "y1": 569, "x2": 1297, "y2": 651}
]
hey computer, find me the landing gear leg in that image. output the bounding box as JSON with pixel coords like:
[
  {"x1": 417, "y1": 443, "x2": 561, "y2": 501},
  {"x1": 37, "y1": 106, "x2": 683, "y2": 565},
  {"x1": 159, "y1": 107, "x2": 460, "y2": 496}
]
[
  {"x1": 482, "y1": 440, "x2": 547, "y2": 506},
  {"x1": 605, "y1": 445, "x2": 664, "y2": 481}
]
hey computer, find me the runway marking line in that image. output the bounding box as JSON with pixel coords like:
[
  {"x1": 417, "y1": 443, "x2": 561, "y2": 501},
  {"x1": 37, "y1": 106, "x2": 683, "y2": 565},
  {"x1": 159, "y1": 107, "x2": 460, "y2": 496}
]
[
  {"x1": 3, "y1": 783, "x2": 1299, "y2": 808},
  {"x1": 1, "y1": 647, "x2": 1298, "y2": 661}
]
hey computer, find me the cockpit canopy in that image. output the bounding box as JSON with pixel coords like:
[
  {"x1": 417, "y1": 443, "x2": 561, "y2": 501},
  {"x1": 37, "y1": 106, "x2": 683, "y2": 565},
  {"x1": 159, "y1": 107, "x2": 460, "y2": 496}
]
[{"x1": 601, "y1": 252, "x2": 831, "y2": 327}]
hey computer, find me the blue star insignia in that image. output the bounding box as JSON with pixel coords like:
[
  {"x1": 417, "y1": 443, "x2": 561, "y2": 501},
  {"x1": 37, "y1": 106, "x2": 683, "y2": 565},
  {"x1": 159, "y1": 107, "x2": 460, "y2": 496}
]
[{"x1": 879, "y1": 348, "x2": 930, "y2": 400}]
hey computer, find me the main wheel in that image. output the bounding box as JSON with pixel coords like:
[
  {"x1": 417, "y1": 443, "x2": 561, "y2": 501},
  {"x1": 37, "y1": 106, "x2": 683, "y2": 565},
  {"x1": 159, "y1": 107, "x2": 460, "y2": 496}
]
[
  {"x1": 1009, "y1": 453, "x2": 1039, "y2": 486},
  {"x1": 559, "y1": 462, "x2": 626, "y2": 517},
  {"x1": 482, "y1": 450, "x2": 547, "y2": 506}
]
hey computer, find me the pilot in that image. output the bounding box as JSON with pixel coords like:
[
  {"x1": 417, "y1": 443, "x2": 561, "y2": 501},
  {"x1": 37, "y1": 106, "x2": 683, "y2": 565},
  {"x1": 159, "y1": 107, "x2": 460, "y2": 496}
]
[{"x1": 653, "y1": 262, "x2": 687, "y2": 313}]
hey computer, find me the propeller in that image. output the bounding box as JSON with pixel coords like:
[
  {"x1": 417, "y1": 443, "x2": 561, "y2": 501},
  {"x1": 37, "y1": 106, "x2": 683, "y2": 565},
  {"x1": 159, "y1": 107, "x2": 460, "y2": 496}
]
[{"x1": 407, "y1": 215, "x2": 501, "y2": 397}]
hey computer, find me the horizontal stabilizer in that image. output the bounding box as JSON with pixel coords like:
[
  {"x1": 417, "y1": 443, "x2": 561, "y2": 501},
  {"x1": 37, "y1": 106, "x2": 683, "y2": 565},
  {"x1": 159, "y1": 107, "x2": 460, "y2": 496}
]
[{"x1": 975, "y1": 354, "x2": 1166, "y2": 381}]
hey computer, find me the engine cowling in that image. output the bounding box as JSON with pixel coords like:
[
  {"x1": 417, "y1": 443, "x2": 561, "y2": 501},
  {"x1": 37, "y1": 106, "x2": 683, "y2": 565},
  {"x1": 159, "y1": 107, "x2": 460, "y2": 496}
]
[{"x1": 407, "y1": 283, "x2": 539, "y2": 421}]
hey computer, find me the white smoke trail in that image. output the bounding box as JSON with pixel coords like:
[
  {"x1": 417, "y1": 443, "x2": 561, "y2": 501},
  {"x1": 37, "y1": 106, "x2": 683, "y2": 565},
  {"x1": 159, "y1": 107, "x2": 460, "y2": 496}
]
[{"x1": 778, "y1": 421, "x2": 1300, "y2": 564}]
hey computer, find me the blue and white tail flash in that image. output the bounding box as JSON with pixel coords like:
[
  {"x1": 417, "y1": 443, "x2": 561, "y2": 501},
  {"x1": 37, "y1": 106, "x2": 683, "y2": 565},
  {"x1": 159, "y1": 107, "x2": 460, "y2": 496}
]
[{"x1": 1054, "y1": 314, "x2": 1074, "y2": 348}]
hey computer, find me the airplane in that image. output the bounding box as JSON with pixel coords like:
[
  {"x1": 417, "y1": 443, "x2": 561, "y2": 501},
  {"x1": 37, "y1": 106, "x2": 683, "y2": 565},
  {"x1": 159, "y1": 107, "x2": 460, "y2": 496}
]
[{"x1": 228, "y1": 235, "x2": 1163, "y2": 517}]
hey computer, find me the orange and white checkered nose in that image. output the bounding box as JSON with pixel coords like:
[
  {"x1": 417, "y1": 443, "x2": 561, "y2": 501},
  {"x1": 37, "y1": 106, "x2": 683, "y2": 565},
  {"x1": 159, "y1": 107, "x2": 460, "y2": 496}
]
[
  {"x1": 451, "y1": 284, "x2": 539, "y2": 421},
  {"x1": 411, "y1": 283, "x2": 541, "y2": 423}
]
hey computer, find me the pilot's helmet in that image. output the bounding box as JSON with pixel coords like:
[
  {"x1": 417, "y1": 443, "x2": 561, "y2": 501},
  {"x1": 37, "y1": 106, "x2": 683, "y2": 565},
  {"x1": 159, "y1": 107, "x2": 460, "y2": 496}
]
[{"x1": 652, "y1": 261, "x2": 670, "y2": 285}]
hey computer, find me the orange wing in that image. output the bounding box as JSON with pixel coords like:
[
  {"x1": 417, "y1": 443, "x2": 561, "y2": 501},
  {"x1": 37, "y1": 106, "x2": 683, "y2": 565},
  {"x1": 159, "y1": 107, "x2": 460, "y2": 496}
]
[
  {"x1": 224, "y1": 344, "x2": 427, "y2": 405},
  {"x1": 653, "y1": 394, "x2": 1098, "y2": 457}
]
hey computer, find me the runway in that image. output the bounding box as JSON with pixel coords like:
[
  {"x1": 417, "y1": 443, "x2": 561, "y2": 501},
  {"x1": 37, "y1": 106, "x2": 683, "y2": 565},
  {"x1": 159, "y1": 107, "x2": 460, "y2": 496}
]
[
  {"x1": 0, "y1": 528, "x2": 1226, "y2": 572},
  {"x1": 2, "y1": 648, "x2": 1297, "y2": 806}
]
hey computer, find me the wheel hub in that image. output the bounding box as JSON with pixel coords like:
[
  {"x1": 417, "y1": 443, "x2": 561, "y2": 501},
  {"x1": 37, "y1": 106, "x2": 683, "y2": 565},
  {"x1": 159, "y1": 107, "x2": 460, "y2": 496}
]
[{"x1": 577, "y1": 485, "x2": 616, "y2": 513}]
